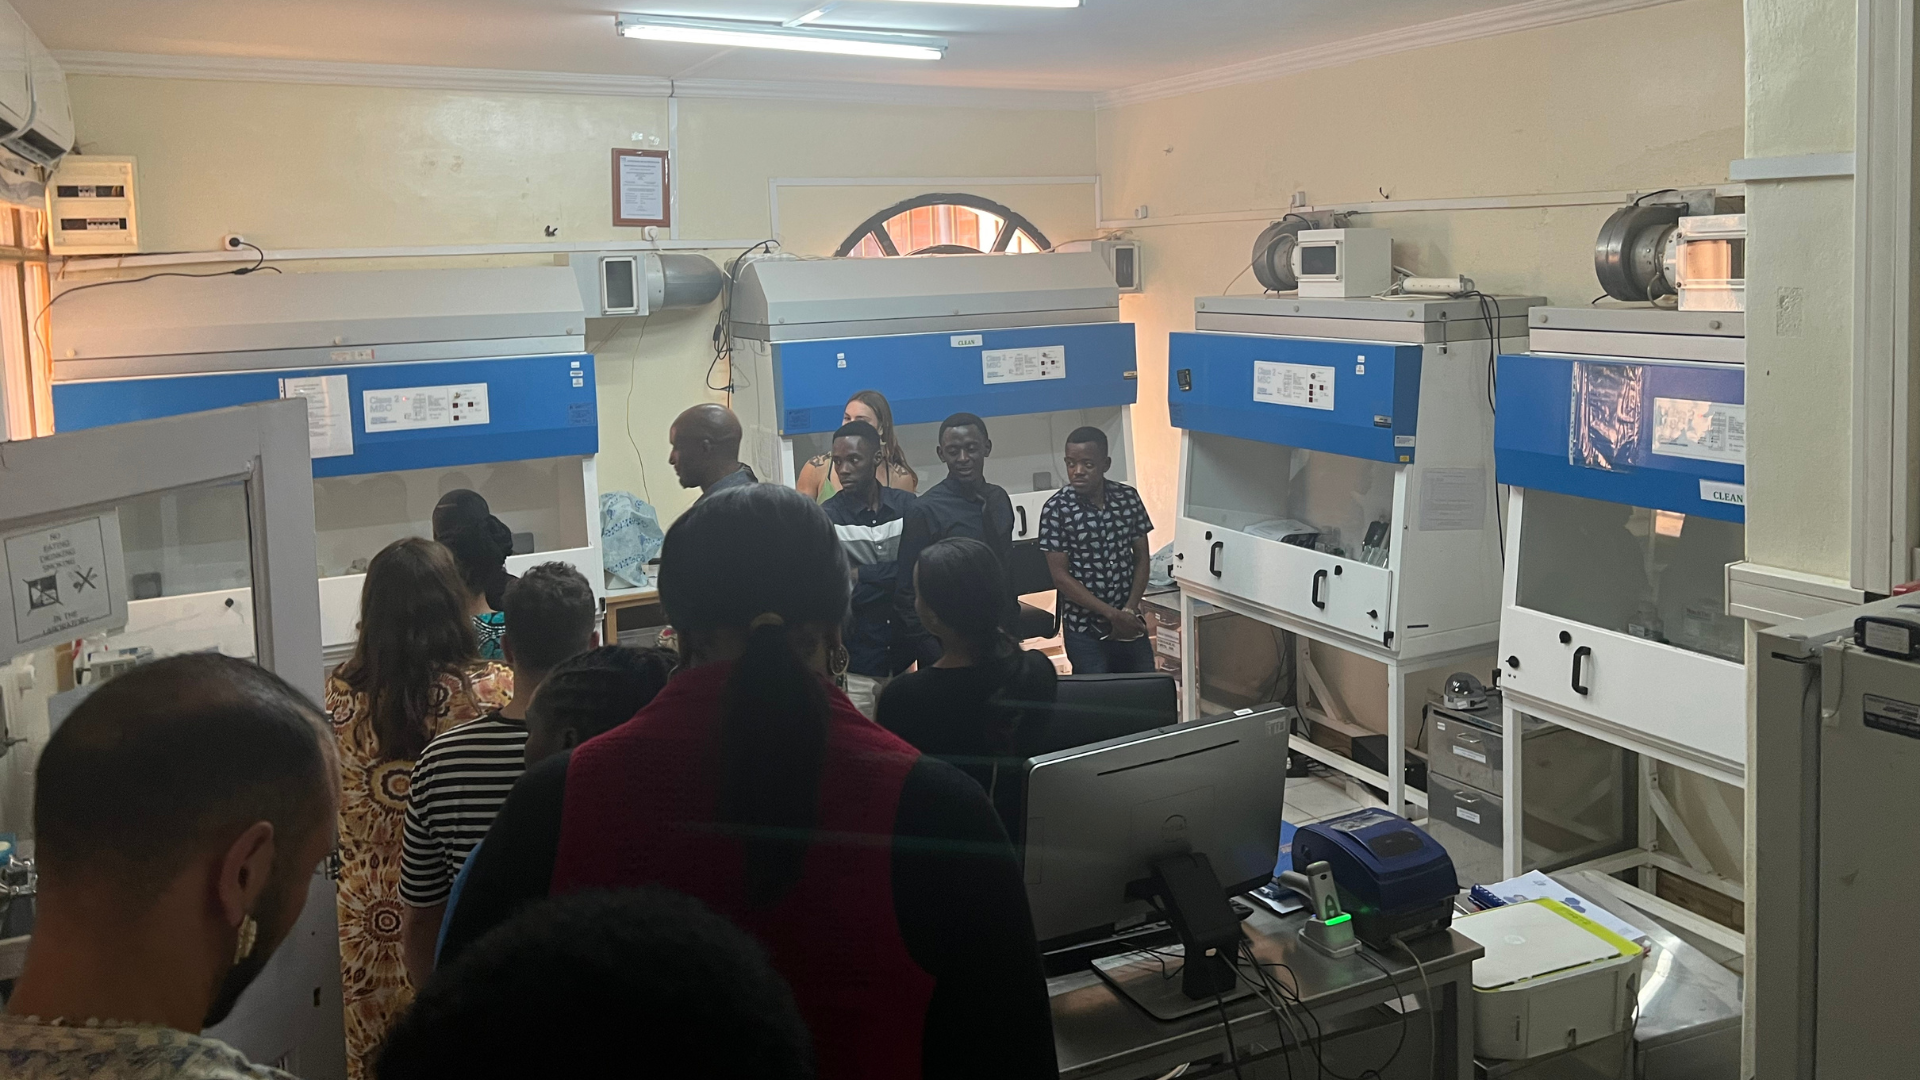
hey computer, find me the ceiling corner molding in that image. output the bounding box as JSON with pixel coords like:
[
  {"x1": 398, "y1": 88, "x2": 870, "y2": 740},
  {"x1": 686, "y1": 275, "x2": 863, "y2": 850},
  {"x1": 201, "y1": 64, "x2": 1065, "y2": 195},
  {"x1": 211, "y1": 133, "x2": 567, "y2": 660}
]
[
  {"x1": 52, "y1": 50, "x2": 1098, "y2": 112},
  {"x1": 1096, "y1": 0, "x2": 1687, "y2": 110}
]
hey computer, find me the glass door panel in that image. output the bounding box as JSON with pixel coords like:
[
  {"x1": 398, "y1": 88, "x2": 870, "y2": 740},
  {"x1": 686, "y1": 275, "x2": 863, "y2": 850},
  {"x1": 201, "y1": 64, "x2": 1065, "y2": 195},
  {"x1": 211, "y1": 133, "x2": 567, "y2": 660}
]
[
  {"x1": 1514, "y1": 489, "x2": 1745, "y2": 661},
  {"x1": 1186, "y1": 429, "x2": 1399, "y2": 568}
]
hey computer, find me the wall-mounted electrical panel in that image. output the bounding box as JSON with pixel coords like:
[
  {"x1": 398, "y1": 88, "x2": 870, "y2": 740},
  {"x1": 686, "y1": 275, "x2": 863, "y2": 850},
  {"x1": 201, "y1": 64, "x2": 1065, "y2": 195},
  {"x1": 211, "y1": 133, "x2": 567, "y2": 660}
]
[{"x1": 48, "y1": 156, "x2": 138, "y2": 255}]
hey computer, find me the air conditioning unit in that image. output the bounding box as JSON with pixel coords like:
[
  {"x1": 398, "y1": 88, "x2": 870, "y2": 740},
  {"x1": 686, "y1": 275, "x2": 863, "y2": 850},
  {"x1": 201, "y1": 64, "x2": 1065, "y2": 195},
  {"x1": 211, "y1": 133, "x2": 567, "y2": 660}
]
[
  {"x1": 0, "y1": 3, "x2": 73, "y2": 168},
  {"x1": 1057, "y1": 239, "x2": 1142, "y2": 294}
]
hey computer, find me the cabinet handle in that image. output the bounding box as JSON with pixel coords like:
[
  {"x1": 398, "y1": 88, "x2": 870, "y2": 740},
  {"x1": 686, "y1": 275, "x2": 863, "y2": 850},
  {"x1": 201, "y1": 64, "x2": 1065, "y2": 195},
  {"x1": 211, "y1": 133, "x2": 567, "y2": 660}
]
[
  {"x1": 1208, "y1": 540, "x2": 1224, "y2": 577},
  {"x1": 1571, "y1": 645, "x2": 1592, "y2": 696},
  {"x1": 1311, "y1": 569, "x2": 1329, "y2": 609},
  {"x1": 1015, "y1": 505, "x2": 1028, "y2": 537}
]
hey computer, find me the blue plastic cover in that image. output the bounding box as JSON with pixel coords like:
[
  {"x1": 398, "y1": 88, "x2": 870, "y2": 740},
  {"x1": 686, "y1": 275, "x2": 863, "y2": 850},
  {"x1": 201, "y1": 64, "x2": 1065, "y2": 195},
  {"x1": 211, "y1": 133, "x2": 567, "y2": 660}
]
[
  {"x1": 770, "y1": 322, "x2": 1137, "y2": 435},
  {"x1": 51, "y1": 354, "x2": 598, "y2": 478},
  {"x1": 1167, "y1": 332, "x2": 1423, "y2": 463},
  {"x1": 1496, "y1": 353, "x2": 1744, "y2": 522}
]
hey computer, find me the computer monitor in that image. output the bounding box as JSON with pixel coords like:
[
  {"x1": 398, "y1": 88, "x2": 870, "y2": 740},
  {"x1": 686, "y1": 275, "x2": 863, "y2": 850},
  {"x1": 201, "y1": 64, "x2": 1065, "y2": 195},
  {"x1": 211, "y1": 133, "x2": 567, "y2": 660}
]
[{"x1": 1022, "y1": 703, "x2": 1293, "y2": 946}]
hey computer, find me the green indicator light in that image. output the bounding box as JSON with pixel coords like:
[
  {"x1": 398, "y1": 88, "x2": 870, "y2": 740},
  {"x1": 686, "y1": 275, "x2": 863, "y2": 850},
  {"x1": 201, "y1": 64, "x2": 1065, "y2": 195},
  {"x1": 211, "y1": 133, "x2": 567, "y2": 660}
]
[{"x1": 1324, "y1": 913, "x2": 1352, "y2": 926}]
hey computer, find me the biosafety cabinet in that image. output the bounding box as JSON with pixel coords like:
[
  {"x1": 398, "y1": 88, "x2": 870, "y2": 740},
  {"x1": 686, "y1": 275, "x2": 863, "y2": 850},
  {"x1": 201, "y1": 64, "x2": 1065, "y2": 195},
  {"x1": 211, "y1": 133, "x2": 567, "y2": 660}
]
[
  {"x1": 46, "y1": 266, "x2": 604, "y2": 672},
  {"x1": 1490, "y1": 307, "x2": 1747, "y2": 952},
  {"x1": 1168, "y1": 293, "x2": 1541, "y2": 814},
  {"x1": 729, "y1": 252, "x2": 1136, "y2": 540}
]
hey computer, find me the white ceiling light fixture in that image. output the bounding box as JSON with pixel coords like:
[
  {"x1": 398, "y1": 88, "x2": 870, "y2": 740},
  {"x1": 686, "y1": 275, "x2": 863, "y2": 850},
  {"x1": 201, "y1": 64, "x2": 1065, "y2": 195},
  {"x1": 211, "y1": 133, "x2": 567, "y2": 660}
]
[
  {"x1": 616, "y1": 15, "x2": 947, "y2": 61},
  {"x1": 875, "y1": 0, "x2": 1082, "y2": 6}
]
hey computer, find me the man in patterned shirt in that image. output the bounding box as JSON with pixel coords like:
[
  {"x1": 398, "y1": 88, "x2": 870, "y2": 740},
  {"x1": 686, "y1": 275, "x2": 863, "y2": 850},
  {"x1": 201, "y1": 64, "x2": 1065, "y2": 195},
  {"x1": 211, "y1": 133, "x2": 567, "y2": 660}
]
[
  {"x1": 3, "y1": 654, "x2": 338, "y2": 1080},
  {"x1": 1038, "y1": 426, "x2": 1156, "y2": 674}
]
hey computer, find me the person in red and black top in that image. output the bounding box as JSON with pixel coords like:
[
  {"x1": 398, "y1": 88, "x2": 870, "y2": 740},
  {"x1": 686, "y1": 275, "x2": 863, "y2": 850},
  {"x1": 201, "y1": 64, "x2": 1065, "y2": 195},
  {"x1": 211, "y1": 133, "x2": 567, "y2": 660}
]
[{"x1": 440, "y1": 483, "x2": 1056, "y2": 1080}]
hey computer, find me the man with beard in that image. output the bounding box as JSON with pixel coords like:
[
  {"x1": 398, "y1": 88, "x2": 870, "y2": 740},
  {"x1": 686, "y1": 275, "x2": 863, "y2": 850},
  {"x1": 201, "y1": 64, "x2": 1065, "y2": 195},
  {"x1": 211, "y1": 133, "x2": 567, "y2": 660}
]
[{"x1": 3, "y1": 654, "x2": 338, "y2": 1080}]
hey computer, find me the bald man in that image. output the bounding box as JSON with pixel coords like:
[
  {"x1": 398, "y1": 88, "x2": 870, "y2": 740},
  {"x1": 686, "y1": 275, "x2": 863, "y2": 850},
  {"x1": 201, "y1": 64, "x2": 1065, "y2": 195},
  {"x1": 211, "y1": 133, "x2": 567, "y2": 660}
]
[{"x1": 669, "y1": 403, "x2": 758, "y2": 499}]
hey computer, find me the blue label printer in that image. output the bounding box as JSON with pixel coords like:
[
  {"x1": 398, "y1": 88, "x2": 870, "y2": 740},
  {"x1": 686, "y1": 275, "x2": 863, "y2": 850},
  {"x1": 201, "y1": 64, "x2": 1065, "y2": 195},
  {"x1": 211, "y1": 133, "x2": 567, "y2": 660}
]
[{"x1": 1293, "y1": 808, "x2": 1458, "y2": 949}]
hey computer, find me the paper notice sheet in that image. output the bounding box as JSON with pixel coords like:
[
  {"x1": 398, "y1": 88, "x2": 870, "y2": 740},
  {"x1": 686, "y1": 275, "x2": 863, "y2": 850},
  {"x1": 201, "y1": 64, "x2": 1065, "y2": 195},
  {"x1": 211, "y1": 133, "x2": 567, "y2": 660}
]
[{"x1": 279, "y1": 374, "x2": 354, "y2": 459}]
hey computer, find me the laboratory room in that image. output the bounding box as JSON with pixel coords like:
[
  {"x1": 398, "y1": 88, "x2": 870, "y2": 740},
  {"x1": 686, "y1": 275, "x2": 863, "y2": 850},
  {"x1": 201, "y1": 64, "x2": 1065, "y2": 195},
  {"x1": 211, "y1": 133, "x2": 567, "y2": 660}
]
[{"x1": 0, "y1": 0, "x2": 1902, "y2": 1077}]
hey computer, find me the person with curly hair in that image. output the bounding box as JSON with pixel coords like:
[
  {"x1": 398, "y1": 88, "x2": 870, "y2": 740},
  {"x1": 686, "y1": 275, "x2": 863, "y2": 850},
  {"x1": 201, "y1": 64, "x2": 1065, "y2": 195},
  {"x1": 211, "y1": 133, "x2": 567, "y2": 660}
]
[{"x1": 325, "y1": 537, "x2": 510, "y2": 1080}]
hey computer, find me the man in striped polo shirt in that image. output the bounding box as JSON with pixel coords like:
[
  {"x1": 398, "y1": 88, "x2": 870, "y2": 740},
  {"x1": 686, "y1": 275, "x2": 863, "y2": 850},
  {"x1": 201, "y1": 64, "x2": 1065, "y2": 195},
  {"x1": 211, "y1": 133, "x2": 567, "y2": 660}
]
[
  {"x1": 821, "y1": 419, "x2": 916, "y2": 718},
  {"x1": 399, "y1": 561, "x2": 596, "y2": 985}
]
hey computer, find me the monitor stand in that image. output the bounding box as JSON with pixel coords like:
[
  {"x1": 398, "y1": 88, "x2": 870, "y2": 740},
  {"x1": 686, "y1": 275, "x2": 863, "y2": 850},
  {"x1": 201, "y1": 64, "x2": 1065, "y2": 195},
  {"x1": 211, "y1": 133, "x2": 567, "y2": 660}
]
[
  {"x1": 1093, "y1": 943, "x2": 1257, "y2": 1021},
  {"x1": 1104, "y1": 852, "x2": 1256, "y2": 1020}
]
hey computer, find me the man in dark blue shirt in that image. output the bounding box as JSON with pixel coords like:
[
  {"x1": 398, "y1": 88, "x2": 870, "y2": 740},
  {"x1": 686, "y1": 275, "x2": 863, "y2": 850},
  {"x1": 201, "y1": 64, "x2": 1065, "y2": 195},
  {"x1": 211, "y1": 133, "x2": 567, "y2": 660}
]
[
  {"x1": 820, "y1": 420, "x2": 917, "y2": 717},
  {"x1": 1039, "y1": 425, "x2": 1155, "y2": 674},
  {"x1": 894, "y1": 412, "x2": 1016, "y2": 668}
]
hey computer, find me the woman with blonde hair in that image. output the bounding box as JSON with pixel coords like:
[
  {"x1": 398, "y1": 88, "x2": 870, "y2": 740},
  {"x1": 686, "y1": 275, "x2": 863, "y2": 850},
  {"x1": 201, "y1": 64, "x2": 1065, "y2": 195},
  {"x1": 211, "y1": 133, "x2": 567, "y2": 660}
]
[
  {"x1": 325, "y1": 537, "x2": 511, "y2": 1080},
  {"x1": 797, "y1": 389, "x2": 919, "y2": 501}
]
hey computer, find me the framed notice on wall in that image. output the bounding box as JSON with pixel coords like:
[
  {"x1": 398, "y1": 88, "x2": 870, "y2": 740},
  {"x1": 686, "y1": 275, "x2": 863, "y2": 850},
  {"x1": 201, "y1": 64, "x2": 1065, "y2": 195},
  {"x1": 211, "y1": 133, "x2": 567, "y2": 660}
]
[{"x1": 612, "y1": 148, "x2": 671, "y2": 228}]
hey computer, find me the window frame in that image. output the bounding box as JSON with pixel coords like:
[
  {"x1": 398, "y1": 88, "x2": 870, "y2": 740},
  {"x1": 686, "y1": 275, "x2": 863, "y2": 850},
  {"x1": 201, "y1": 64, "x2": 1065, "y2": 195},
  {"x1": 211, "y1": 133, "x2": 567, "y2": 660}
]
[{"x1": 834, "y1": 192, "x2": 1053, "y2": 258}]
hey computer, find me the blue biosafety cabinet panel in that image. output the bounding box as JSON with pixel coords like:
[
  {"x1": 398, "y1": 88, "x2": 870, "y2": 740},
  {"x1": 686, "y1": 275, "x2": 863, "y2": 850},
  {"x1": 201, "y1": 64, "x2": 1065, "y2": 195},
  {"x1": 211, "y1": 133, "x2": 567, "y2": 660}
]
[
  {"x1": 53, "y1": 354, "x2": 598, "y2": 478},
  {"x1": 1495, "y1": 353, "x2": 1744, "y2": 522},
  {"x1": 771, "y1": 322, "x2": 1137, "y2": 435},
  {"x1": 1167, "y1": 332, "x2": 1422, "y2": 464}
]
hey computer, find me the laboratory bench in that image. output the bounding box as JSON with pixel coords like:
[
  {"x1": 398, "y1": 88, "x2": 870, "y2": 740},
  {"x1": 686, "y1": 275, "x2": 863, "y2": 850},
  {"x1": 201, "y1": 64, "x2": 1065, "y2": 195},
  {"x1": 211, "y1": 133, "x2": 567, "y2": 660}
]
[
  {"x1": 603, "y1": 584, "x2": 665, "y2": 649},
  {"x1": 1051, "y1": 904, "x2": 1481, "y2": 1080}
]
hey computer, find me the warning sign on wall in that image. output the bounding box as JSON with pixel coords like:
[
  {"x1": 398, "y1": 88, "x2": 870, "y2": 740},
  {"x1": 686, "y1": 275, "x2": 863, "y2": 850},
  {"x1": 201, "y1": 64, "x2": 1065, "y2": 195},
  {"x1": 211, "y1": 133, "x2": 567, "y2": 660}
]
[{"x1": 3, "y1": 512, "x2": 127, "y2": 660}]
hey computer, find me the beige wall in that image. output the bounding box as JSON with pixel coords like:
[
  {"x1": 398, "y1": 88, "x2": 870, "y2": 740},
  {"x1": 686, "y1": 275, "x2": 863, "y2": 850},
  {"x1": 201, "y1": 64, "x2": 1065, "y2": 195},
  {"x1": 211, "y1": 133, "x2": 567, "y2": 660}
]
[
  {"x1": 1097, "y1": 0, "x2": 1746, "y2": 548},
  {"x1": 60, "y1": 75, "x2": 1097, "y2": 522},
  {"x1": 1741, "y1": 0, "x2": 1855, "y2": 579}
]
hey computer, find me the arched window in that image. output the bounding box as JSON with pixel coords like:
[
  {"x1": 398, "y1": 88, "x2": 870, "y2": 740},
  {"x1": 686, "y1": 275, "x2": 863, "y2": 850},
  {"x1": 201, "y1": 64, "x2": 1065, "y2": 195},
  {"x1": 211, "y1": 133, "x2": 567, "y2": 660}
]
[{"x1": 836, "y1": 193, "x2": 1052, "y2": 258}]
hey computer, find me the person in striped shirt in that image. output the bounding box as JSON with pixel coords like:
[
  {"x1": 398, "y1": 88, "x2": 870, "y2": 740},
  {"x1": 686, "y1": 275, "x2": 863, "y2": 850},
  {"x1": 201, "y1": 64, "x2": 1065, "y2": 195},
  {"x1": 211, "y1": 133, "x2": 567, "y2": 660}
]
[
  {"x1": 820, "y1": 419, "x2": 917, "y2": 718},
  {"x1": 399, "y1": 561, "x2": 596, "y2": 986}
]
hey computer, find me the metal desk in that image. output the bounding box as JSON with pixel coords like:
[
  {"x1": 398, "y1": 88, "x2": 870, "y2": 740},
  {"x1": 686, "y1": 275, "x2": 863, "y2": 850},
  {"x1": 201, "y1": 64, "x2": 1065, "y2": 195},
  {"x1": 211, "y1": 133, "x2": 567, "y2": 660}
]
[{"x1": 1052, "y1": 907, "x2": 1482, "y2": 1080}]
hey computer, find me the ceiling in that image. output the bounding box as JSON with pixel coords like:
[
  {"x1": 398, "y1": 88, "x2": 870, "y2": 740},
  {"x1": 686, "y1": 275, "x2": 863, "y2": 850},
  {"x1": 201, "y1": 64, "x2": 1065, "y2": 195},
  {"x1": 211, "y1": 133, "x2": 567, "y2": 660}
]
[{"x1": 19, "y1": 0, "x2": 1565, "y2": 95}]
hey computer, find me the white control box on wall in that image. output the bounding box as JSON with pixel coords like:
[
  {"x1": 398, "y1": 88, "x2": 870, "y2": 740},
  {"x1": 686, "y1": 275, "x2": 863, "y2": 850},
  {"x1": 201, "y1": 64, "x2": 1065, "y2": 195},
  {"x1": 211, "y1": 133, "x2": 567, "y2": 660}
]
[{"x1": 48, "y1": 156, "x2": 139, "y2": 255}]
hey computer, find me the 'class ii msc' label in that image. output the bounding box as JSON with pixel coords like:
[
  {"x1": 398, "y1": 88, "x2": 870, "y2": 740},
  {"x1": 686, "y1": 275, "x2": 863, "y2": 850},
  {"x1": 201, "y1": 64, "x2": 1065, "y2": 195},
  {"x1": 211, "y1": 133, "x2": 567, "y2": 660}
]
[
  {"x1": 982, "y1": 346, "x2": 1065, "y2": 384},
  {"x1": 1253, "y1": 361, "x2": 1335, "y2": 411},
  {"x1": 1864, "y1": 694, "x2": 1920, "y2": 739},
  {"x1": 363, "y1": 383, "x2": 491, "y2": 432}
]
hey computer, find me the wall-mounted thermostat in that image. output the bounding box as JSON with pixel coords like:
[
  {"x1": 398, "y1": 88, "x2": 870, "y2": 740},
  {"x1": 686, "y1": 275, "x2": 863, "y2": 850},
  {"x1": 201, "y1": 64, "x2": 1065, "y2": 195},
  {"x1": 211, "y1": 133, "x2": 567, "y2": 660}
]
[{"x1": 48, "y1": 156, "x2": 139, "y2": 255}]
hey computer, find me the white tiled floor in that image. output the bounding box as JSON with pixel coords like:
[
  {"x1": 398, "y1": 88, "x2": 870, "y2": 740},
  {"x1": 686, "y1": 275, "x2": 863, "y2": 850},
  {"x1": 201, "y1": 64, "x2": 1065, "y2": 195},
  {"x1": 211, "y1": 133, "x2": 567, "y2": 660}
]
[{"x1": 1283, "y1": 774, "x2": 1372, "y2": 825}]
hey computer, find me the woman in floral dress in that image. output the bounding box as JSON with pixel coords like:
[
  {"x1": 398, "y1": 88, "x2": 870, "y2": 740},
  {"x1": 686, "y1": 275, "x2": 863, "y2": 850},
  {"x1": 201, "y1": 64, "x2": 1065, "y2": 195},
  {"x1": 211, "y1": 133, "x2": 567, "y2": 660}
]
[{"x1": 325, "y1": 537, "x2": 511, "y2": 1080}]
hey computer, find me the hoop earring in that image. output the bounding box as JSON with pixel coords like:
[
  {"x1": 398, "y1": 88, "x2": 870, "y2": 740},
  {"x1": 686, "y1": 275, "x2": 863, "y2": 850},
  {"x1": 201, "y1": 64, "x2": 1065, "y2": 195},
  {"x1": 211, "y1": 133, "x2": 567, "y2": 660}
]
[
  {"x1": 830, "y1": 644, "x2": 850, "y2": 678},
  {"x1": 234, "y1": 915, "x2": 258, "y2": 965}
]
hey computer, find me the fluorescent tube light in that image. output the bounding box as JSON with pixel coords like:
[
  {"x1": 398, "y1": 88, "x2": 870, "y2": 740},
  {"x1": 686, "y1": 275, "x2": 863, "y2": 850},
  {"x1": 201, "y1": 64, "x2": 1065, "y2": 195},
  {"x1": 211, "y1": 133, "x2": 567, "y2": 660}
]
[
  {"x1": 877, "y1": 0, "x2": 1081, "y2": 6},
  {"x1": 617, "y1": 15, "x2": 947, "y2": 60}
]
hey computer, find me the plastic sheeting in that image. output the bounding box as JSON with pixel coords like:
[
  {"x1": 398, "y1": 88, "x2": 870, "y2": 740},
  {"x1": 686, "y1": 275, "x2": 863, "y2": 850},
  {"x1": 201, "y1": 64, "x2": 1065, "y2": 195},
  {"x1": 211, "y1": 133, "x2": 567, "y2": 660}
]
[
  {"x1": 1570, "y1": 362, "x2": 1647, "y2": 471},
  {"x1": 599, "y1": 491, "x2": 663, "y2": 589}
]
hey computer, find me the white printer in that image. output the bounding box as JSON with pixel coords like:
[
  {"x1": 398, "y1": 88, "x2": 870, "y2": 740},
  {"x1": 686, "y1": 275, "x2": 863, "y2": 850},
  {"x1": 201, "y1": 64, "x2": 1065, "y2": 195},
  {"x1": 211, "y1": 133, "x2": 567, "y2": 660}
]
[{"x1": 1454, "y1": 899, "x2": 1643, "y2": 1060}]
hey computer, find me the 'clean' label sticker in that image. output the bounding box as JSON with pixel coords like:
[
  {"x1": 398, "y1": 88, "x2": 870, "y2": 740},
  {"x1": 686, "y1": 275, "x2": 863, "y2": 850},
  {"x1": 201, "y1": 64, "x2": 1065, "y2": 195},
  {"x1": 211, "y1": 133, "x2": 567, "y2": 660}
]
[{"x1": 1699, "y1": 480, "x2": 1746, "y2": 508}]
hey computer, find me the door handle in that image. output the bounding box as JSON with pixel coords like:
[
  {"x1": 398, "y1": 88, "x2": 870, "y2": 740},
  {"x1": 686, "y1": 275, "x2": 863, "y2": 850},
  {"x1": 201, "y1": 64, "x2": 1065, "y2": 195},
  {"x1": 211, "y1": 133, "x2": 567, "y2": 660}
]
[
  {"x1": 1571, "y1": 645, "x2": 1592, "y2": 696},
  {"x1": 1311, "y1": 569, "x2": 1329, "y2": 609},
  {"x1": 1208, "y1": 540, "x2": 1224, "y2": 577},
  {"x1": 1015, "y1": 505, "x2": 1028, "y2": 537}
]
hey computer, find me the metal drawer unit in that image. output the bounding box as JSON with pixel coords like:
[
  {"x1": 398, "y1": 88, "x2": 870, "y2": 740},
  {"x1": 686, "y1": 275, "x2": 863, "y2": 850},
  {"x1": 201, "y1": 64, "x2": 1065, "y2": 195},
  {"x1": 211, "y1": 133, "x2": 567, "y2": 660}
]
[
  {"x1": 1428, "y1": 773, "x2": 1506, "y2": 886},
  {"x1": 1424, "y1": 691, "x2": 1632, "y2": 888}
]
